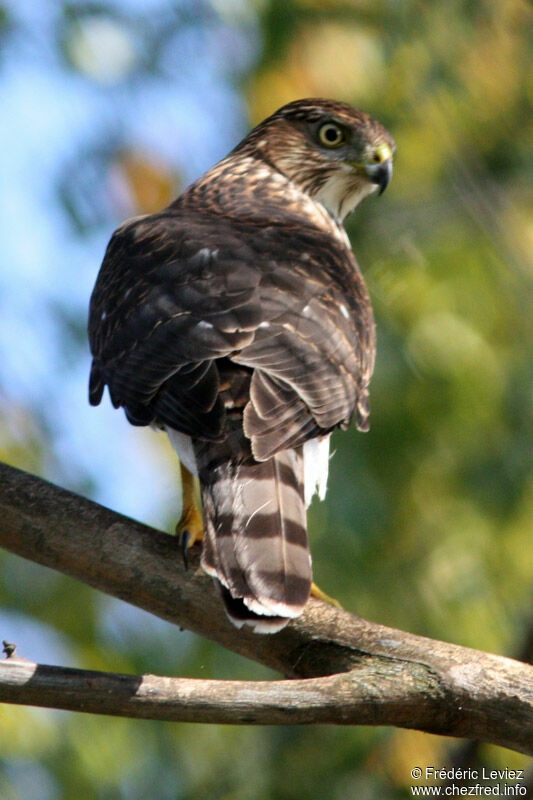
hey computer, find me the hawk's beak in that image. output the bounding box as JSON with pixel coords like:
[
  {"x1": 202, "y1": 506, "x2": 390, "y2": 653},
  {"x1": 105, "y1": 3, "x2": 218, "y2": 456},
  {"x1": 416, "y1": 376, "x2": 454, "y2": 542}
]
[{"x1": 365, "y1": 158, "x2": 393, "y2": 195}]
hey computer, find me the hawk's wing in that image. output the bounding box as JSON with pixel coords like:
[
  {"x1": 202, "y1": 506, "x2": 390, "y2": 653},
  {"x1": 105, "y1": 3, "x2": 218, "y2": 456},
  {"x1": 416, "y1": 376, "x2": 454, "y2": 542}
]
[
  {"x1": 89, "y1": 212, "x2": 261, "y2": 438},
  {"x1": 88, "y1": 210, "x2": 374, "y2": 456}
]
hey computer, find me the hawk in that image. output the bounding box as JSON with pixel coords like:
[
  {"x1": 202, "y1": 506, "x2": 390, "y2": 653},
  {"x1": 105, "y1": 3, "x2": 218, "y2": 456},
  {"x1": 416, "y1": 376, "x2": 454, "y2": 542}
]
[{"x1": 88, "y1": 99, "x2": 394, "y2": 633}]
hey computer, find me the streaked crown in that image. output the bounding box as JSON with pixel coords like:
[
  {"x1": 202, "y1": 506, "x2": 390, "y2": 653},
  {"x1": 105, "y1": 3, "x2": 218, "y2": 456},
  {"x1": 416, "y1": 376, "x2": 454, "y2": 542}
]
[{"x1": 238, "y1": 98, "x2": 395, "y2": 220}]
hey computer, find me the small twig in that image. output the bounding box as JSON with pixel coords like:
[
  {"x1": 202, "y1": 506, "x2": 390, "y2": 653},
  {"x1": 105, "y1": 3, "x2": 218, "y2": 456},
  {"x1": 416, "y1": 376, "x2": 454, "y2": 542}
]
[{"x1": 2, "y1": 641, "x2": 17, "y2": 658}]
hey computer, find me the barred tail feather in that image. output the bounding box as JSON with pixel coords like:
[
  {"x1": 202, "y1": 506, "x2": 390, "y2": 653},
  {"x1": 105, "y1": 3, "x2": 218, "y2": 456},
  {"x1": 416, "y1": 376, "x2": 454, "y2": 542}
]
[{"x1": 197, "y1": 446, "x2": 311, "y2": 633}]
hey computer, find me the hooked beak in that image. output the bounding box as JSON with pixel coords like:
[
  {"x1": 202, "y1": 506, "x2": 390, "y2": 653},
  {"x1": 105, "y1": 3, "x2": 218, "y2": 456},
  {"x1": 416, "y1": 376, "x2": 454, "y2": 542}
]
[{"x1": 365, "y1": 158, "x2": 393, "y2": 195}]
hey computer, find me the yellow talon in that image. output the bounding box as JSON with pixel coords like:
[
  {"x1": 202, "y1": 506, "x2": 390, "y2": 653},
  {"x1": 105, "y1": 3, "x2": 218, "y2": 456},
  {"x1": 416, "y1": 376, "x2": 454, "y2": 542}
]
[
  {"x1": 176, "y1": 503, "x2": 204, "y2": 545},
  {"x1": 310, "y1": 581, "x2": 343, "y2": 609},
  {"x1": 176, "y1": 462, "x2": 204, "y2": 567}
]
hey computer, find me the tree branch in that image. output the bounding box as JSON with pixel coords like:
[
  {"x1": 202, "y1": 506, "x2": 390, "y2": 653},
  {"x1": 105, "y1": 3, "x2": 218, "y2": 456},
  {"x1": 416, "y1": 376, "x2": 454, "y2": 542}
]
[
  {"x1": 0, "y1": 462, "x2": 531, "y2": 755},
  {"x1": 0, "y1": 655, "x2": 455, "y2": 727}
]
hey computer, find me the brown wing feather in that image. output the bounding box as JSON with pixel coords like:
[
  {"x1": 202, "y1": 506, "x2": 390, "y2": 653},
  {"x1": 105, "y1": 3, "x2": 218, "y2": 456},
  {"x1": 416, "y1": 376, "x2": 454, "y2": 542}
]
[{"x1": 89, "y1": 211, "x2": 374, "y2": 452}]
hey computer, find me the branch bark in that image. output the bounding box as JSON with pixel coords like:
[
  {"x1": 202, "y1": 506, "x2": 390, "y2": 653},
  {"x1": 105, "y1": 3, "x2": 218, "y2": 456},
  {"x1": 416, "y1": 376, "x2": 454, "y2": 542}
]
[{"x1": 0, "y1": 462, "x2": 531, "y2": 755}]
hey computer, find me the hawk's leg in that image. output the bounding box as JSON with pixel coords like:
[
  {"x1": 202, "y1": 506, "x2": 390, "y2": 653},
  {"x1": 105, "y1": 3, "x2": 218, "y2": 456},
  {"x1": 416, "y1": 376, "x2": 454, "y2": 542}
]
[
  {"x1": 310, "y1": 581, "x2": 343, "y2": 609},
  {"x1": 176, "y1": 462, "x2": 204, "y2": 569}
]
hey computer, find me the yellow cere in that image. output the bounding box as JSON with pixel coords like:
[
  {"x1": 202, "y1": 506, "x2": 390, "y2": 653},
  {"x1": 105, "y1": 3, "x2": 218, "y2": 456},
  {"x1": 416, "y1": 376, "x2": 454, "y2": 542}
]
[{"x1": 372, "y1": 142, "x2": 393, "y2": 164}]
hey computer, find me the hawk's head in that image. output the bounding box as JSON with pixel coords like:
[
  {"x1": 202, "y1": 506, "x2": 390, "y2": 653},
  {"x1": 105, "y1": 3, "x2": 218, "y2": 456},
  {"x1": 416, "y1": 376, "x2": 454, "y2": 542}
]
[{"x1": 239, "y1": 98, "x2": 395, "y2": 221}]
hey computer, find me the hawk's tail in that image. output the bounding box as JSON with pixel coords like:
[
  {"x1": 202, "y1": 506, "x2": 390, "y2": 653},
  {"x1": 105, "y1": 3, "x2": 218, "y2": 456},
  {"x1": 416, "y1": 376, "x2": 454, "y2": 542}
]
[{"x1": 196, "y1": 445, "x2": 312, "y2": 633}]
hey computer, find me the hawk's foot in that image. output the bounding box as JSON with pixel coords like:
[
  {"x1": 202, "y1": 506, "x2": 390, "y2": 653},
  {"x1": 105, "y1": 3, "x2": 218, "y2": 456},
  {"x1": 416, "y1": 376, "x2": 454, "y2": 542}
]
[
  {"x1": 176, "y1": 504, "x2": 204, "y2": 570},
  {"x1": 176, "y1": 462, "x2": 204, "y2": 570},
  {"x1": 310, "y1": 581, "x2": 343, "y2": 609}
]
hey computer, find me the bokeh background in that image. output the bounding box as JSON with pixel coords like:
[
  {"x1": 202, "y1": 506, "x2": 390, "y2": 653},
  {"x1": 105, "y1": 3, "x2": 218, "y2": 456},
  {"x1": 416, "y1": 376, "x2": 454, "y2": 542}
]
[{"x1": 0, "y1": 0, "x2": 531, "y2": 797}]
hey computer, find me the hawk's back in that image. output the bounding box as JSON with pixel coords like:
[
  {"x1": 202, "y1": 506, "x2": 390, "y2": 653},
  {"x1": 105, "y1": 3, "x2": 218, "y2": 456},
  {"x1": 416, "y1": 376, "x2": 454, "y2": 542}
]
[{"x1": 88, "y1": 98, "x2": 394, "y2": 631}]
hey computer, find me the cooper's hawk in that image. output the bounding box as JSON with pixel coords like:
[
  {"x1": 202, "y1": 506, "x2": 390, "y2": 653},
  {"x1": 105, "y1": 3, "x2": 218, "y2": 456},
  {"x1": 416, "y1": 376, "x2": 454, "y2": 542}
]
[{"x1": 88, "y1": 99, "x2": 394, "y2": 633}]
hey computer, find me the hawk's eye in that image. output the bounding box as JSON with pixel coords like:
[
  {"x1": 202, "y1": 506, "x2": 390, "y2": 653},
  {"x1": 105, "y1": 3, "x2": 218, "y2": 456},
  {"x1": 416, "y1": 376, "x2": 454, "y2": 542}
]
[{"x1": 318, "y1": 122, "x2": 345, "y2": 148}]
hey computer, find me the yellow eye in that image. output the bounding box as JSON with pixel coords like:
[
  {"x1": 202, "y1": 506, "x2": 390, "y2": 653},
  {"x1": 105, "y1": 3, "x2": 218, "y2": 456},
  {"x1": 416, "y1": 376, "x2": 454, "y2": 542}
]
[{"x1": 318, "y1": 122, "x2": 345, "y2": 148}]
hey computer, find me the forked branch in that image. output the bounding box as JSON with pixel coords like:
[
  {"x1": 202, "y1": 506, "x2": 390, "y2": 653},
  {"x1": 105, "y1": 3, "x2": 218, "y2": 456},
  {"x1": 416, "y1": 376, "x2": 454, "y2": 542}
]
[{"x1": 0, "y1": 462, "x2": 531, "y2": 754}]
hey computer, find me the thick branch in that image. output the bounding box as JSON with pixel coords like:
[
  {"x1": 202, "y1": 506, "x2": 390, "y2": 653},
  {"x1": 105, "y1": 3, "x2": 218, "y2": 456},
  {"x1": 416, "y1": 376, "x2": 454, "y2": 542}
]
[{"x1": 0, "y1": 462, "x2": 531, "y2": 754}]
